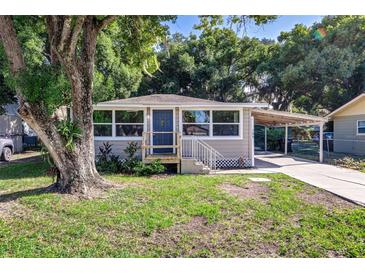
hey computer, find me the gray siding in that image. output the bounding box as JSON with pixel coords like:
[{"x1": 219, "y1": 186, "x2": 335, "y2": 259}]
[
  {"x1": 333, "y1": 114, "x2": 365, "y2": 155},
  {"x1": 179, "y1": 109, "x2": 251, "y2": 159},
  {"x1": 203, "y1": 139, "x2": 248, "y2": 158},
  {"x1": 94, "y1": 107, "x2": 252, "y2": 163},
  {"x1": 94, "y1": 140, "x2": 142, "y2": 159},
  {"x1": 0, "y1": 114, "x2": 23, "y2": 153}
]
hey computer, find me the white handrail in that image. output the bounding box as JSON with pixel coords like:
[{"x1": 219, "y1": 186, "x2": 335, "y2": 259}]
[{"x1": 182, "y1": 138, "x2": 222, "y2": 170}]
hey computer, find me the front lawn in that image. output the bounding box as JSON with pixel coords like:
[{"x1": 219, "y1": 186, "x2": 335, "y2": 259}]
[{"x1": 0, "y1": 160, "x2": 364, "y2": 257}]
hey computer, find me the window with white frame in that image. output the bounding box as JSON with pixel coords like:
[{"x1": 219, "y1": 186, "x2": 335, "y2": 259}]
[
  {"x1": 358, "y1": 120, "x2": 365, "y2": 134},
  {"x1": 93, "y1": 110, "x2": 112, "y2": 137},
  {"x1": 212, "y1": 111, "x2": 240, "y2": 136},
  {"x1": 115, "y1": 110, "x2": 144, "y2": 137},
  {"x1": 182, "y1": 110, "x2": 210, "y2": 136}
]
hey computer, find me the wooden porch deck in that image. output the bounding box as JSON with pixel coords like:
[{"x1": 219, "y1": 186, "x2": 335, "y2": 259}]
[
  {"x1": 143, "y1": 153, "x2": 181, "y2": 164},
  {"x1": 142, "y1": 132, "x2": 182, "y2": 171}
]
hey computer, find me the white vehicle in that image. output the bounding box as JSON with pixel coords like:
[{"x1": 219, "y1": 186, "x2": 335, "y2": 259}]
[{"x1": 0, "y1": 136, "x2": 14, "y2": 162}]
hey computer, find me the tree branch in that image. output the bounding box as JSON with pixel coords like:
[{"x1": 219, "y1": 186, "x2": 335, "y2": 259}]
[
  {"x1": 69, "y1": 16, "x2": 86, "y2": 53},
  {"x1": 58, "y1": 16, "x2": 72, "y2": 52},
  {"x1": 0, "y1": 16, "x2": 26, "y2": 74},
  {"x1": 95, "y1": 16, "x2": 118, "y2": 32}
]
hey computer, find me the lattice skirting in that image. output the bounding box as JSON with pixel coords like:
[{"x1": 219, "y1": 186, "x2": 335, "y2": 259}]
[{"x1": 216, "y1": 157, "x2": 252, "y2": 169}]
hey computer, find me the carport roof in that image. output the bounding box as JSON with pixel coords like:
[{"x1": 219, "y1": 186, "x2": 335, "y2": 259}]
[{"x1": 252, "y1": 108, "x2": 327, "y2": 127}]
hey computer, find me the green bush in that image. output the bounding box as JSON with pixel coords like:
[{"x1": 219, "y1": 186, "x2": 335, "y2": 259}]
[
  {"x1": 267, "y1": 128, "x2": 284, "y2": 151},
  {"x1": 96, "y1": 141, "x2": 166, "y2": 176},
  {"x1": 133, "y1": 160, "x2": 166, "y2": 176},
  {"x1": 120, "y1": 141, "x2": 141, "y2": 174},
  {"x1": 96, "y1": 142, "x2": 122, "y2": 173}
]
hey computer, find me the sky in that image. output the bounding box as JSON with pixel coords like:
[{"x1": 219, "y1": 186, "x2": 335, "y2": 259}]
[{"x1": 166, "y1": 15, "x2": 324, "y2": 40}]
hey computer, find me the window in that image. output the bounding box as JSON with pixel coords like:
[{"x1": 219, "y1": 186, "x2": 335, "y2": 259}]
[
  {"x1": 115, "y1": 110, "x2": 144, "y2": 137},
  {"x1": 93, "y1": 110, "x2": 112, "y2": 136},
  {"x1": 358, "y1": 120, "x2": 365, "y2": 134},
  {"x1": 182, "y1": 110, "x2": 210, "y2": 136},
  {"x1": 213, "y1": 111, "x2": 240, "y2": 136}
]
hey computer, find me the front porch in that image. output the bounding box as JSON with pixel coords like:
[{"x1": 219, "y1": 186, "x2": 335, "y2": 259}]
[{"x1": 141, "y1": 131, "x2": 222, "y2": 173}]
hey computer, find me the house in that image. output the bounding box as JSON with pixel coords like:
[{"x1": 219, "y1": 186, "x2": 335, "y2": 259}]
[
  {"x1": 327, "y1": 93, "x2": 365, "y2": 155},
  {"x1": 93, "y1": 94, "x2": 326, "y2": 173},
  {"x1": 0, "y1": 104, "x2": 23, "y2": 152}
]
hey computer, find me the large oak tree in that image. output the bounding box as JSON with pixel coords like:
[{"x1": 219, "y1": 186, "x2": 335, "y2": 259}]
[{"x1": 0, "y1": 16, "x2": 172, "y2": 195}]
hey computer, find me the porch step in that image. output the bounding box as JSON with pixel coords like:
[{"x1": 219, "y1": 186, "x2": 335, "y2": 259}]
[
  {"x1": 143, "y1": 154, "x2": 180, "y2": 164},
  {"x1": 181, "y1": 158, "x2": 211, "y2": 174}
]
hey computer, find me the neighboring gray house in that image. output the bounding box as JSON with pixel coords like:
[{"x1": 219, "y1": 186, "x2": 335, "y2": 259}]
[
  {"x1": 327, "y1": 93, "x2": 365, "y2": 155},
  {"x1": 93, "y1": 94, "x2": 326, "y2": 173},
  {"x1": 0, "y1": 104, "x2": 23, "y2": 152}
]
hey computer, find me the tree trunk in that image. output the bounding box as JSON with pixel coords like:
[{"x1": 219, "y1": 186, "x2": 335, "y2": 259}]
[{"x1": 0, "y1": 16, "x2": 115, "y2": 195}]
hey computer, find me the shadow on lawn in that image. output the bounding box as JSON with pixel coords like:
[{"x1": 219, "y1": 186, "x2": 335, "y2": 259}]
[
  {"x1": 0, "y1": 186, "x2": 51, "y2": 203},
  {"x1": 0, "y1": 158, "x2": 50, "y2": 180}
]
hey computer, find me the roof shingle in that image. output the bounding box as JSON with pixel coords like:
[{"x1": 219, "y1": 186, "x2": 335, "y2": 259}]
[{"x1": 97, "y1": 94, "x2": 232, "y2": 106}]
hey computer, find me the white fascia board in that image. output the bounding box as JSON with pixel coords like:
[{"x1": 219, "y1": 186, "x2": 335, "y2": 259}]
[
  {"x1": 326, "y1": 93, "x2": 365, "y2": 119},
  {"x1": 93, "y1": 103, "x2": 269, "y2": 109}
]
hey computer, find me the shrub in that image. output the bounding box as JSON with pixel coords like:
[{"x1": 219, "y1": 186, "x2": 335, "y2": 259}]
[
  {"x1": 96, "y1": 142, "x2": 122, "y2": 173},
  {"x1": 334, "y1": 157, "x2": 365, "y2": 172},
  {"x1": 95, "y1": 141, "x2": 167, "y2": 176},
  {"x1": 267, "y1": 128, "x2": 284, "y2": 151},
  {"x1": 133, "y1": 160, "x2": 166, "y2": 176},
  {"x1": 120, "y1": 141, "x2": 141, "y2": 174}
]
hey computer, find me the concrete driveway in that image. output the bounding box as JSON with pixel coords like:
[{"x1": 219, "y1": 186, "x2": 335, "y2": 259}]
[{"x1": 255, "y1": 153, "x2": 365, "y2": 206}]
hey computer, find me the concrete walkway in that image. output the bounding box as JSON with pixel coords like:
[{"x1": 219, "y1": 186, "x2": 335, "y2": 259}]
[{"x1": 217, "y1": 153, "x2": 365, "y2": 206}]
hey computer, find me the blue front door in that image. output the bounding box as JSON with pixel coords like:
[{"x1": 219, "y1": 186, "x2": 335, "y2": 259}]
[{"x1": 153, "y1": 109, "x2": 173, "y2": 154}]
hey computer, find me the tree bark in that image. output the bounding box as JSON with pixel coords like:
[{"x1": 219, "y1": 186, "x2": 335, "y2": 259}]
[{"x1": 0, "y1": 16, "x2": 115, "y2": 195}]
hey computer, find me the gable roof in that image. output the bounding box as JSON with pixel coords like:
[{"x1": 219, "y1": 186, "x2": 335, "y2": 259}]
[
  {"x1": 327, "y1": 93, "x2": 365, "y2": 118},
  {"x1": 95, "y1": 94, "x2": 268, "y2": 108}
]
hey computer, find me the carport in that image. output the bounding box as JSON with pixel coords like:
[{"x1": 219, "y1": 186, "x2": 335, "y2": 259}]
[{"x1": 251, "y1": 109, "x2": 327, "y2": 163}]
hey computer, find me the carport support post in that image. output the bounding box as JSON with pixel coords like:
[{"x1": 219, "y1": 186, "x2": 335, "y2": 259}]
[
  {"x1": 319, "y1": 122, "x2": 324, "y2": 163},
  {"x1": 264, "y1": 126, "x2": 267, "y2": 152},
  {"x1": 284, "y1": 124, "x2": 288, "y2": 155}
]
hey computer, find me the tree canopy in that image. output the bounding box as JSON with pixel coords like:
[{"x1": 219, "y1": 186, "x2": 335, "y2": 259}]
[
  {"x1": 139, "y1": 15, "x2": 365, "y2": 115},
  {"x1": 2, "y1": 15, "x2": 365, "y2": 116},
  {"x1": 0, "y1": 15, "x2": 175, "y2": 194},
  {"x1": 0, "y1": 16, "x2": 174, "y2": 111}
]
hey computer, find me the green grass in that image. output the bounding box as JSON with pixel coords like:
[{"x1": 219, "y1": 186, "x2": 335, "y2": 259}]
[{"x1": 0, "y1": 161, "x2": 365, "y2": 257}]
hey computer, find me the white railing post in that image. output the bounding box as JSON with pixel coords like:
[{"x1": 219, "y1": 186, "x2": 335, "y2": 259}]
[{"x1": 183, "y1": 138, "x2": 222, "y2": 170}]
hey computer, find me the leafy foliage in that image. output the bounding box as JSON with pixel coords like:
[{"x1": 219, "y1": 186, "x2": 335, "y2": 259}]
[
  {"x1": 96, "y1": 142, "x2": 123, "y2": 173},
  {"x1": 93, "y1": 16, "x2": 175, "y2": 102},
  {"x1": 10, "y1": 64, "x2": 71, "y2": 115},
  {"x1": 95, "y1": 141, "x2": 166, "y2": 176},
  {"x1": 0, "y1": 16, "x2": 176, "y2": 113},
  {"x1": 253, "y1": 16, "x2": 365, "y2": 113},
  {"x1": 139, "y1": 30, "x2": 265, "y2": 102},
  {"x1": 120, "y1": 141, "x2": 141, "y2": 174},
  {"x1": 56, "y1": 120, "x2": 82, "y2": 151},
  {"x1": 140, "y1": 16, "x2": 365, "y2": 115},
  {"x1": 133, "y1": 160, "x2": 166, "y2": 176}
]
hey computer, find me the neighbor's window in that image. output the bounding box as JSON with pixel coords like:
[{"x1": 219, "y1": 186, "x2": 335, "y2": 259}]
[
  {"x1": 93, "y1": 110, "x2": 112, "y2": 136},
  {"x1": 182, "y1": 110, "x2": 210, "y2": 136},
  {"x1": 212, "y1": 111, "x2": 240, "y2": 136},
  {"x1": 115, "y1": 110, "x2": 144, "y2": 137},
  {"x1": 358, "y1": 120, "x2": 365, "y2": 134}
]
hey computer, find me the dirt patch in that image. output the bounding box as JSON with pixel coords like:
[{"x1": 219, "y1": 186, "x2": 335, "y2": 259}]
[
  {"x1": 149, "y1": 174, "x2": 173, "y2": 180},
  {"x1": 219, "y1": 182, "x2": 269, "y2": 202},
  {"x1": 144, "y1": 215, "x2": 280, "y2": 257},
  {"x1": 298, "y1": 189, "x2": 358, "y2": 210},
  {"x1": 0, "y1": 201, "x2": 29, "y2": 219},
  {"x1": 152, "y1": 216, "x2": 211, "y2": 239}
]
